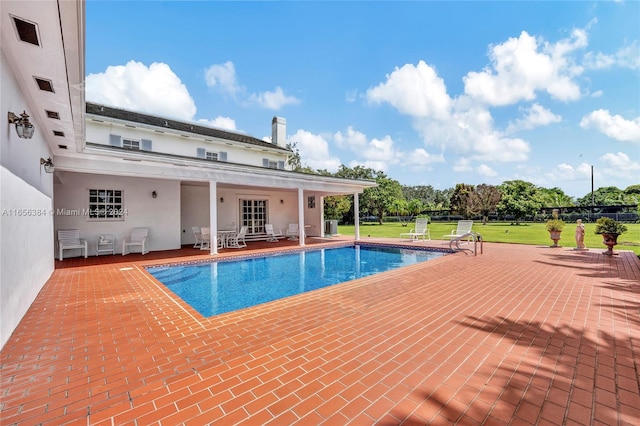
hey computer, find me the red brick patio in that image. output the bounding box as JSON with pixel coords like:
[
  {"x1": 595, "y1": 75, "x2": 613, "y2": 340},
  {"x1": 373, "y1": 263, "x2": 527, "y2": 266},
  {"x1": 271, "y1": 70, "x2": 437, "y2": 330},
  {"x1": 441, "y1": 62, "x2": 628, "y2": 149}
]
[{"x1": 1, "y1": 238, "x2": 639, "y2": 425}]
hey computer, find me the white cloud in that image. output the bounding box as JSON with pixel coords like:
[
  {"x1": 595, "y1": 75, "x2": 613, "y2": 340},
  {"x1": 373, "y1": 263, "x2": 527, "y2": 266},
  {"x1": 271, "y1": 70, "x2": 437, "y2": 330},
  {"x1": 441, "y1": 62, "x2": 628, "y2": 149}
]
[
  {"x1": 506, "y1": 103, "x2": 562, "y2": 133},
  {"x1": 334, "y1": 126, "x2": 368, "y2": 149},
  {"x1": 198, "y1": 116, "x2": 237, "y2": 131},
  {"x1": 348, "y1": 159, "x2": 389, "y2": 172},
  {"x1": 204, "y1": 61, "x2": 242, "y2": 97},
  {"x1": 550, "y1": 162, "x2": 593, "y2": 181},
  {"x1": 463, "y1": 30, "x2": 584, "y2": 106},
  {"x1": 477, "y1": 164, "x2": 498, "y2": 177},
  {"x1": 85, "y1": 60, "x2": 196, "y2": 120},
  {"x1": 453, "y1": 157, "x2": 473, "y2": 172},
  {"x1": 580, "y1": 109, "x2": 640, "y2": 142},
  {"x1": 600, "y1": 152, "x2": 640, "y2": 171},
  {"x1": 402, "y1": 148, "x2": 445, "y2": 167},
  {"x1": 289, "y1": 129, "x2": 341, "y2": 172},
  {"x1": 205, "y1": 61, "x2": 299, "y2": 110},
  {"x1": 366, "y1": 61, "x2": 452, "y2": 119},
  {"x1": 248, "y1": 86, "x2": 300, "y2": 110},
  {"x1": 583, "y1": 40, "x2": 640, "y2": 70}
]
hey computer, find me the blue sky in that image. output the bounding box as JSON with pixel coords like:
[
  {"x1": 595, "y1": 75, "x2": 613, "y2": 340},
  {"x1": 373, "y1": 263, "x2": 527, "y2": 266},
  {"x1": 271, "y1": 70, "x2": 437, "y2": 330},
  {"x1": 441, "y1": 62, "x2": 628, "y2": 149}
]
[{"x1": 85, "y1": 1, "x2": 639, "y2": 198}]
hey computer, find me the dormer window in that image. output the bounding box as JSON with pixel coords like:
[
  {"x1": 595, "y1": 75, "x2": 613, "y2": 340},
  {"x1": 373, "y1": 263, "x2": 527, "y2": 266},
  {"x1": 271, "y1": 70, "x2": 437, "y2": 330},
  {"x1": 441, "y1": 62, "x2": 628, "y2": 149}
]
[
  {"x1": 109, "y1": 134, "x2": 152, "y2": 151},
  {"x1": 263, "y1": 158, "x2": 285, "y2": 170},
  {"x1": 197, "y1": 148, "x2": 227, "y2": 162},
  {"x1": 122, "y1": 139, "x2": 140, "y2": 150}
]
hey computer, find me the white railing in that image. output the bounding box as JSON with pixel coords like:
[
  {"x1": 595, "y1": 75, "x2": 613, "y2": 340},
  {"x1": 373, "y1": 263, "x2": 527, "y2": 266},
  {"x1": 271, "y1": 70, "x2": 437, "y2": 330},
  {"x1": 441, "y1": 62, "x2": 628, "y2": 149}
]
[{"x1": 449, "y1": 231, "x2": 483, "y2": 256}]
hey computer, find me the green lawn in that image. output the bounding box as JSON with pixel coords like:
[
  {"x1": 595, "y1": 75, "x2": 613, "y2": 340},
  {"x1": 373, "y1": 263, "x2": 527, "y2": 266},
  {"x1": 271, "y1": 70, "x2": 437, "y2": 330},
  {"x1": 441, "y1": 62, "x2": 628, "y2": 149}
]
[{"x1": 338, "y1": 221, "x2": 640, "y2": 256}]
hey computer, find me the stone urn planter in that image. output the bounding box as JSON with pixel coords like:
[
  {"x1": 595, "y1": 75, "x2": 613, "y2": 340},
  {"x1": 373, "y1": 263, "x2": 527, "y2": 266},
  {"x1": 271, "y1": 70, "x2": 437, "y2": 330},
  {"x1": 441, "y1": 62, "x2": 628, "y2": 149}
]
[
  {"x1": 545, "y1": 211, "x2": 565, "y2": 248},
  {"x1": 601, "y1": 233, "x2": 619, "y2": 256},
  {"x1": 594, "y1": 217, "x2": 628, "y2": 256},
  {"x1": 549, "y1": 230, "x2": 562, "y2": 247}
]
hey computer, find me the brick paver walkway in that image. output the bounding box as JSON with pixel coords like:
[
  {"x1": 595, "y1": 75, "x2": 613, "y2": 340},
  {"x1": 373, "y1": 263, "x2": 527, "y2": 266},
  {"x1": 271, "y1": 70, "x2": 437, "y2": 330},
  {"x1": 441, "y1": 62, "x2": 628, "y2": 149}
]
[{"x1": 1, "y1": 239, "x2": 639, "y2": 425}]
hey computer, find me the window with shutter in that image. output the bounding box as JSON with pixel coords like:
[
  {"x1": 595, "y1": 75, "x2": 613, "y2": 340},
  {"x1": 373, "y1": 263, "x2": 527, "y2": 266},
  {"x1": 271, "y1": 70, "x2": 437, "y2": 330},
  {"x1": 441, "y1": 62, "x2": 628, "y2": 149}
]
[{"x1": 109, "y1": 134, "x2": 122, "y2": 147}]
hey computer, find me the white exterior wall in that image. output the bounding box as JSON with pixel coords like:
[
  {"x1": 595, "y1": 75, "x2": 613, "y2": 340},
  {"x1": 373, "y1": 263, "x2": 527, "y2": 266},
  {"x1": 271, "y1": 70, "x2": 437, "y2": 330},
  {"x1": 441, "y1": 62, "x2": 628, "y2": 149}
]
[
  {"x1": 85, "y1": 120, "x2": 288, "y2": 169},
  {"x1": 53, "y1": 172, "x2": 181, "y2": 255},
  {"x1": 0, "y1": 53, "x2": 55, "y2": 348}
]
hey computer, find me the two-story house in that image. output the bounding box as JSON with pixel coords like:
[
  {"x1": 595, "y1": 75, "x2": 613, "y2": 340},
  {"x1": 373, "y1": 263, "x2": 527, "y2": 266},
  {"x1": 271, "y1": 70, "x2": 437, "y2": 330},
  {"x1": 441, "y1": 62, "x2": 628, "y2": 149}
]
[{"x1": 0, "y1": 0, "x2": 375, "y2": 349}]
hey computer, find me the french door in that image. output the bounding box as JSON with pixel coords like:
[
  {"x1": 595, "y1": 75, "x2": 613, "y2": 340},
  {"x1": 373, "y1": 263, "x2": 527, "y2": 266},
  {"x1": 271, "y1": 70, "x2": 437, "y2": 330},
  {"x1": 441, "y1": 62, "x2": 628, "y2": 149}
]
[{"x1": 240, "y1": 199, "x2": 267, "y2": 234}]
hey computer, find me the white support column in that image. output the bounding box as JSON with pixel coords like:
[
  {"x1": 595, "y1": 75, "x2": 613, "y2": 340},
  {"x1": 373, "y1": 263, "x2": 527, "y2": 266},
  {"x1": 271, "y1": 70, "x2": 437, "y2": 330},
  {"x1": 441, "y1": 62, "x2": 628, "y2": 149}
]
[
  {"x1": 298, "y1": 187, "x2": 305, "y2": 247},
  {"x1": 354, "y1": 192, "x2": 360, "y2": 241},
  {"x1": 209, "y1": 181, "x2": 218, "y2": 255}
]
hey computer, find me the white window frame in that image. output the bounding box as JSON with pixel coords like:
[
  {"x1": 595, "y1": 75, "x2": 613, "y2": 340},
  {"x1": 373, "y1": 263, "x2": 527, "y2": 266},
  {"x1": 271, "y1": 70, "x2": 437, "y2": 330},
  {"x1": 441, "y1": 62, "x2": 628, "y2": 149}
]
[
  {"x1": 88, "y1": 189, "x2": 125, "y2": 221},
  {"x1": 122, "y1": 139, "x2": 140, "y2": 150}
]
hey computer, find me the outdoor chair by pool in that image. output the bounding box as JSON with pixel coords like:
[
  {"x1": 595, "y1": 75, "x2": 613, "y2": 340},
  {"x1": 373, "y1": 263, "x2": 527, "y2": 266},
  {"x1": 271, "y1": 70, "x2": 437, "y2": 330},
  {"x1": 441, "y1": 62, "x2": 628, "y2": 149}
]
[
  {"x1": 200, "y1": 227, "x2": 211, "y2": 250},
  {"x1": 227, "y1": 226, "x2": 247, "y2": 248},
  {"x1": 57, "y1": 229, "x2": 88, "y2": 261},
  {"x1": 265, "y1": 224, "x2": 283, "y2": 242},
  {"x1": 400, "y1": 218, "x2": 430, "y2": 241},
  {"x1": 443, "y1": 220, "x2": 473, "y2": 244},
  {"x1": 286, "y1": 223, "x2": 300, "y2": 240},
  {"x1": 122, "y1": 228, "x2": 149, "y2": 255},
  {"x1": 192, "y1": 226, "x2": 203, "y2": 249}
]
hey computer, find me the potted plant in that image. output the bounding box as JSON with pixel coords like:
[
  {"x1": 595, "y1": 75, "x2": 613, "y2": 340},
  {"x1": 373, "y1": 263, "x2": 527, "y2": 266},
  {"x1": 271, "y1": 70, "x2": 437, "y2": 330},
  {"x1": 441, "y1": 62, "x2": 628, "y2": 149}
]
[
  {"x1": 594, "y1": 217, "x2": 628, "y2": 255},
  {"x1": 545, "y1": 209, "x2": 565, "y2": 247}
]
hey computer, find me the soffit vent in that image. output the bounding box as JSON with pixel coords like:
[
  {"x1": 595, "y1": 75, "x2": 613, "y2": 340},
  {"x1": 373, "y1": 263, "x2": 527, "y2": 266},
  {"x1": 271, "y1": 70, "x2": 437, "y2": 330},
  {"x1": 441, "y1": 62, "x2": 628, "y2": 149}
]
[
  {"x1": 46, "y1": 110, "x2": 60, "y2": 119},
  {"x1": 12, "y1": 16, "x2": 40, "y2": 46},
  {"x1": 53, "y1": 130, "x2": 65, "y2": 137},
  {"x1": 58, "y1": 145, "x2": 68, "y2": 150},
  {"x1": 35, "y1": 77, "x2": 54, "y2": 92}
]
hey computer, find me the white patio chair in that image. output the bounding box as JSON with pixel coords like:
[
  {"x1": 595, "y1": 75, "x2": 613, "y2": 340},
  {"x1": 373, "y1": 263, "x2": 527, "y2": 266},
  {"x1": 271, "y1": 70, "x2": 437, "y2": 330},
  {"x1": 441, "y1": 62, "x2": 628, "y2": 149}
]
[
  {"x1": 227, "y1": 226, "x2": 247, "y2": 249},
  {"x1": 400, "y1": 218, "x2": 430, "y2": 241},
  {"x1": 57, "y1": 229, "x2": 88, "y2": 261},
  {"x1": 122, "y1": 228, "x2": 149, "y2": 255},
  {"x1": 286, "y1": 223, "x2": 300, "y2": 240},
  {"x1": 200, "y1": 227, "x2": 211, "y2": 250},
  {"x1": 192, "y1": 226, "x2": 203, "y2": 249},
  {"x1": 265, "y1": 224, "x2": 283, "y2": 242}
]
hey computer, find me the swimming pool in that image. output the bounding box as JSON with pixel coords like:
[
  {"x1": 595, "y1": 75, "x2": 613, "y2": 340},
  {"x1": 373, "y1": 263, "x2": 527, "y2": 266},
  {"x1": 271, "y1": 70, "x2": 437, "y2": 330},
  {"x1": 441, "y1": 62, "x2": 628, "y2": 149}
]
[{"x1": 147, "y1": 244, "x2": 446, "y2": 317}]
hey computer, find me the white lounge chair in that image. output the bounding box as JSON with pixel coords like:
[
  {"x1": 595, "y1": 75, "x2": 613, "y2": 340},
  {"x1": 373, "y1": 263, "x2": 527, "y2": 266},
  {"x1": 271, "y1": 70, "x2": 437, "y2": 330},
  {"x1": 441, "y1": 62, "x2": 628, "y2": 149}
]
[
  {"x1": 443, "y1": 220, "x2": 473, "y2": 244},
  {"x1": 286, "y1": 223, "x2": 300, "y2": 240},
  {"x1": 192, "y1": 226, "x2": 203, "y2": 249},
  {"x1": 265, "y1": 224, "x2": 283, "y2": 242},
  {"x1": 122, "y1": 228, "x2": 149, "y2": 255},
  {"x1": 57, "y1": 229, "x2": 88, "y2": 261},
  {"x1": 227, "y1": 226, "x2": 247, "y2": 248},
  {"x1": 400, "y1": 218, "x2": 430, "y2": 241}
]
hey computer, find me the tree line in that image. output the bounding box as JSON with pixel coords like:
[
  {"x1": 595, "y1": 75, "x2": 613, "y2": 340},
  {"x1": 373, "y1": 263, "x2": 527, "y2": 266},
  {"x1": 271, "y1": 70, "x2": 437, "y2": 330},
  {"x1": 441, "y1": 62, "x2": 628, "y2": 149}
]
[{"x1": 286, "y1": 144, "x2": 640, "y2": 224}]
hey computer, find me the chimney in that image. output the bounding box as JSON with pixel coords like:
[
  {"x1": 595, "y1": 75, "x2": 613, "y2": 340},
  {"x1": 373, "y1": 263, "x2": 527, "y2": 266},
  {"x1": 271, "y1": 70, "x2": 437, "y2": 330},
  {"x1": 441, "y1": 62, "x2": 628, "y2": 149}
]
[{"x1": 271, "y1": 116, "x2": 286, "y2": 148}]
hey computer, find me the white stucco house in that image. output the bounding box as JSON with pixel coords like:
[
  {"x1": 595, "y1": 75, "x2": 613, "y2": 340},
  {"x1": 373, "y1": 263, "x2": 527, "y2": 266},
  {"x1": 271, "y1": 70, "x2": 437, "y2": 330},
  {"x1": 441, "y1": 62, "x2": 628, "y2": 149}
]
[{"x1": 0, "y1": 0, "x2": 375, "y2": 349}]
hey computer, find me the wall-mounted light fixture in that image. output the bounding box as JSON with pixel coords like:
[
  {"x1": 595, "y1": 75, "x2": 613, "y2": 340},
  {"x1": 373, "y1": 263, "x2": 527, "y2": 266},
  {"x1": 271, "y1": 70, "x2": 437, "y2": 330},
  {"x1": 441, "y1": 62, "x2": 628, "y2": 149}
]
[
  {"x1": 40, "y1": 157, "x2": 55, "y2": 173},
  {"x1": 220, "y1": 197, "x2": 224, "y2": 203},
  {"x1": 8, "y1": 111, "x2": 35, "y2": 139},
  {"x1": 152, "y1": 190, "x2": 157, "y2": 199}
]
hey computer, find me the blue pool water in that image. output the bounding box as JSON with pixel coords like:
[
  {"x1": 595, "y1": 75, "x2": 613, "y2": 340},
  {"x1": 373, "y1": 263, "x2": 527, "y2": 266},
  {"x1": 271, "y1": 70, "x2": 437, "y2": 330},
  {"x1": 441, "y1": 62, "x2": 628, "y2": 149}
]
[{"x1": 147, "y1": 244, "x2": 446, "y2": 317}]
